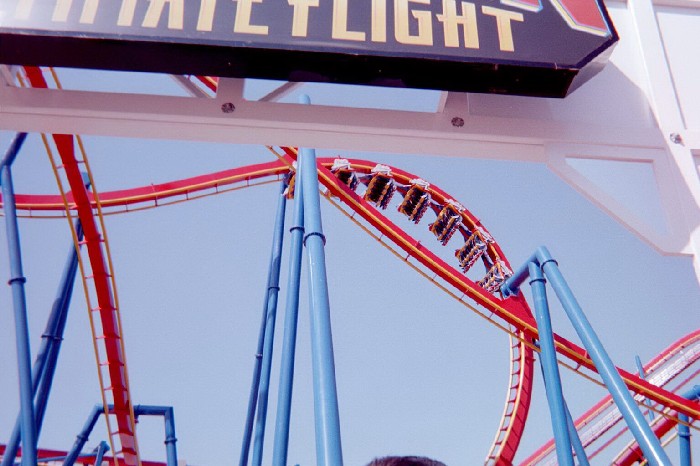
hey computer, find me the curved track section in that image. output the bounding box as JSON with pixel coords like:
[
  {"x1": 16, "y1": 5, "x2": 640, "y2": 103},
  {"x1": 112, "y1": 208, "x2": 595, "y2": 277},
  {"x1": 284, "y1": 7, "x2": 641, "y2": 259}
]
[
  {"x1": 20, "y1": 67, "x2": 140, "y2": 466},
  {"x1": 4, "y1": 150, "x2": 535, "y2": 465},
  {"x1": 612, "y1": 408, "x2": 690, "y2": 466},
  {"x1": 4, "y1": 148, "x2": 700, "y2": 458},
  {"x1": 3, "y1": 68, "x2": 695, "y2": 465},
  {"x1": 486, "y1": 335, "x2": 535, "y2": 465},
  {"x1": 277, "y1": 150, "x2": 700, "y2": 422},
  {"x1": 521, "y1": 329, "x2": 700, "y2": 465},
  {"x1": 286, "y1": 153, "x2": 538, "y2": 466}
]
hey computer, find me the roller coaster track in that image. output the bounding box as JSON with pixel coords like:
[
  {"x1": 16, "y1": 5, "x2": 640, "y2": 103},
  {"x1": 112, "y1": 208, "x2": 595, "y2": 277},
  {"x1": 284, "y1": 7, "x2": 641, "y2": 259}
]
[
  {"x1": 3, "y1": 147, "x2": 535, "y2": 465},
  {"x1": 279, "y1": 150, "x2": 700, "y2": 420},
  {"x1": 612, "y1": 402, "x2": 692, "y2": 466},
  {"x1": 0, "y1": 445, "x2": 165, "y2": 466},
  {"x1": 3, "y1": 67, "x2": 536, "y2": 466},
  {"x1": 18, "y1": 66, "x2": 141, "y2": 466},
  {"x1": 521, "y1": 329, "x2": 700, "y2": 465},
  {"x1": 6, "y1": 147, "x2": 700, "y2": 449},
  {"x1": 3, "y1": 68, "x2": 697, "y2": 465}
]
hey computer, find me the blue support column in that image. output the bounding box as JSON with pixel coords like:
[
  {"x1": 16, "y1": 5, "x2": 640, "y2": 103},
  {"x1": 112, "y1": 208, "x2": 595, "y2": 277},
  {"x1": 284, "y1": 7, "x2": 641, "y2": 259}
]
[
  {"x1": 678, "y1": 385, "x2": 700, "y2": 466},
  {"x1": 34, "y1": 223, "x2": 82, "y2": 431},
  {"x1": 635, "y1": 355, "x2": 655, "y2": 422},
  {"x1": 535, "y1": 246, "x2": 671, "y2": 466},
  {"x1": 272, "y1": 169, "x2": 305, "y2": 466},
  {"x1": 134, "y1": 405, "x2": 179, "y2": 466},
  {"x1": 240, "y1": 181, "x2": 288, "y2": 466},
  {"x1": 94, "y1": 441, "x2": 109, "y2": 465},
  {"x1": 563, "y1": 401, "x2": 589, "y2": 466},
  {"x1": 65, "y1": 405, "x2": 178, "y2": 466},
  {"x1": 163, "y1": 407, "x2": 178, "y2": 466},
  {"x1": 38, "y1": 444, "x2": 109, "y2": 464},
  {"x1": 251, "y1": 182, "x2": 288, "y2": 466},
  {"x1": 502, "y1": 246, "x2": 671, "y2": 466},
  {"x1": 528, "y1": 262, "x2": 575, "y2": 466},
  {"x1": 299, "y1": 94, "x2": 344, "y2": 466},
  {"x1": 1, "y1": 132, "x2": 38, "y2": 466},
  {"x1": 63, "y1": 404, "x2": 103, "y2": 466},
  {"x1": 1, "y1": 222, "x2": 83, "y2": 466}
]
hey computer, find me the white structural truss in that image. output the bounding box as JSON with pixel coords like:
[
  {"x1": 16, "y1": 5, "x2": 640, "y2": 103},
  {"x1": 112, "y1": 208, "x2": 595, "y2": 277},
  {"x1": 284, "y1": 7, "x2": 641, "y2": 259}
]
[{"x1": 1, "y1": 0, "x2": 699, "y2": 278}]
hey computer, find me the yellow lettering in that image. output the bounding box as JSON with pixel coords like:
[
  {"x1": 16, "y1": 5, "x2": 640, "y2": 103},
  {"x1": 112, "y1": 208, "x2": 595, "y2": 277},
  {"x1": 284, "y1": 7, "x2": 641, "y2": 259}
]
[
  {"x1": 333, "y1": 0, "x2": 365, "y2": 41},
  {"x1": 234, "y1": 0, "x2": 269, "y2": 35},
  {"x1": 371, "y1": 0, "x2": 386, "y2": 42},
  {"x1": 288, "y1": 0, "x2": 319, "y2": 37},
  {"x1": 481, "y1": 5, "x2": 523, "y2": 52},
  {"x1": 437, "y1": 0, "x2": 478, "y2": 48},
  {"x1": 197, "y1": 0, "x2": 217, "y2": 31},
  {"x1": 143, "y1": 0, "x2": 184, "y2": 29},
  {"x1": 15, "y1": 0, "x2": 34, "y2": 19},
  {"x1": 394, "y1": 0, "x2": 432, "y2": 46},
  {"x1": 118, "y1": 0, "x2": 137, "y2": 26},
  {"x1": 51, "y1": 0, "x2": 99, "y2": 23},
  {"x1": 52, "y1": 0, "x2": 72, "y2": 21},
  {"x1": 80, "y1": 0, "x2": 99, "y2": 23}
]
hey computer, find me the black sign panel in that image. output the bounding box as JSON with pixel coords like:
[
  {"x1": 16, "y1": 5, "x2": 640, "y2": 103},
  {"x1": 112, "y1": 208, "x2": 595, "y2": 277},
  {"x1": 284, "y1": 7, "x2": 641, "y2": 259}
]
[{"x1": 0, "y1": 0, "x2": 617, "y2": 97}]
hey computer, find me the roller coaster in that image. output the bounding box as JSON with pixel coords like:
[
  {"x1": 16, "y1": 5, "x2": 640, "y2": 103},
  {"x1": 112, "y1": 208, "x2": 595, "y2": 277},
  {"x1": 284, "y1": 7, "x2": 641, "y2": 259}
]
[{"x1": 0, "y1": 67, "x2": 698, "y2": 465}]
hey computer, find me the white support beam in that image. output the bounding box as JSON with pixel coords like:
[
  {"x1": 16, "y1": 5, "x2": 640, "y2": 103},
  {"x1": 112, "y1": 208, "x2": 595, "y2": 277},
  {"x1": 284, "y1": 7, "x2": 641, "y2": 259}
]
[
  {"x1": 0, "y1": 84, "x2": 665, "y2": 159},
  {"x1": 546, "y1": 143, "x2": 690, "y2": 255},
  {"x1": 3, "y1": 0, "x2": 700, "y2": 277},
  {"x1": 628, "y1": 0, "x2": 700, "y2": 275}
]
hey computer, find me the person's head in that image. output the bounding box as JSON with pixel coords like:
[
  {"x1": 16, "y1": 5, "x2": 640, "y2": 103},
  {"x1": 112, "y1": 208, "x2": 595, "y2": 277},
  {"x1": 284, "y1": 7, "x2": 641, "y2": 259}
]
[{"x1": 366, "y1": 456, "x2": 447, "y2": 466}]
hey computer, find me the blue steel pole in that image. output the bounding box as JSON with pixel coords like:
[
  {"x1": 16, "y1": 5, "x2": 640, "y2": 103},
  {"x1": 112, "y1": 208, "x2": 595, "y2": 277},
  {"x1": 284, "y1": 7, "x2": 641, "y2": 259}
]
[
  {"x1": 94, "y1": 441, "x2": 109, "y2": 465},
  {"x1": 163, "y1": 407, "x2": 178, "y2": 466},
  {"x1": 34, "y1": 222, "x2": 83, "y2": 432},
  {"x1": 528, "y1": 262, "x2": 575, "y2": 466},
  {"x1": 1, "y1": 314, "x2": 58, "y2": 466},
  {"x1": 63, "y1": 404, "x2": 103, "y2": 466},
  {"x1": 635, "y1": 355, "x2": 655, "y2": 422},
  {"x1": 1, "y1": 133, "x2": 38, "y2": 466},
  {"x1": 299, "y1": 94, "x2": 344, "y2": 466},
  {"x1": 535, "y1": 246, "x2": 671, "y2": 466},
  {"x1": 0, "y1": 133, "x2": 26, "y2": 174},
  {"x1": 239, "y1": 182, "x2": 288, "y2": 466},
  {"x1": 252, "y1": 182, "x2": 288, "y2": 466},
  {"x1": 0, "y1": 220, "x2": 83, "y2": 466},
  {"x1": 563, "y1": 400, "x2": 589, "y2": 466},
  {"x1": 272, "y1": 169, "x2": 305, "y2": 466},
  {"x1": 500, "y1": 251, "x2": 539, "y2": 298},
  {"x1": 679, "y1": 414, "x2": 692, "y2": 466},
  {"x1": 678, "y1": 385, "x2": 700, "y2": 466},
  {"x1": 133, "y1": 405, "x2": 179, "y2": 466}
]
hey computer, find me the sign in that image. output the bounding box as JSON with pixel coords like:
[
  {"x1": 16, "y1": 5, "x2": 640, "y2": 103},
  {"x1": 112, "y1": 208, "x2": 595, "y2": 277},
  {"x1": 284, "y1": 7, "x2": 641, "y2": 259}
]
[{"x1": 0, "y1": 0, "x2": 617, "y2": 97}]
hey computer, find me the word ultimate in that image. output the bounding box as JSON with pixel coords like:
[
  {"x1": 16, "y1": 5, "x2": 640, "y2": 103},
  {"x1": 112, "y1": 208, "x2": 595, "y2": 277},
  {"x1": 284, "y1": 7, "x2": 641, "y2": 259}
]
[{"x1": 14, "y1": 0, "x2": 529, "y2": 52}]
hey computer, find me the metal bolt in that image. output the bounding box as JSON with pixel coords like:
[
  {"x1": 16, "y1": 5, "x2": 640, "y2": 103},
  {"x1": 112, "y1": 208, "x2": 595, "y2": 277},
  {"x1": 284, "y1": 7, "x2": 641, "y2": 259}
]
[
  {"x1": 451, "y1": 117, "x2": 465, "y2": 128},
  {"x1": 669, "y1": 133, "x2": 683, "y2": 145},
  {"x1": 221, "y1": 102, "x2": 236, "y2": 113}
]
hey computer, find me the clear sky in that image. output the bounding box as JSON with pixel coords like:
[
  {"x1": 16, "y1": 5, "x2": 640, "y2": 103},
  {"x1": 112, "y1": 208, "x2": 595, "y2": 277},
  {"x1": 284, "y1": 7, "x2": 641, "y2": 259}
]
[{"x1": 1, "y1": 70, "x2": 699, "y2": 466}]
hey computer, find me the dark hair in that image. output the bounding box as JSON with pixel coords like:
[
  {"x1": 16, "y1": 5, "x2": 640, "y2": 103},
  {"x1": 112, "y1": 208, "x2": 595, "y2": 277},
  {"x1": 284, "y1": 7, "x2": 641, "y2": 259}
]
[{"x1": 366, "y1": 456, "x2": 447, "y2": 466}]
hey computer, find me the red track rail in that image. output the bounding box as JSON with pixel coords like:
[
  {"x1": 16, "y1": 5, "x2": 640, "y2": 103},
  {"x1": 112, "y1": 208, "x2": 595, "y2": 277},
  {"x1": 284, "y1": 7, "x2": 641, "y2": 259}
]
[
  {"x1": 278, "y1": 151, "x2": 700, "y2": 421},
  {"x1": 3, "y1": 152, "x2": 535, "y2": 464},
  {"x1": 4, "y1": 152, "x2": 700, "y2": 446},
  {"x1": 0, "y1": 445, "x2": 165, "y2": 466},
  {"x1": 613, "y1": 415, "x2": 679, "y2": 466},
  {"x1": 22, "y1": 67, "x2": 139, "y2": 465},
  {"x1": 521, "y1": 329, "x2": 700, "y2": 465},
  {"x1": 5, "y1": 134, "x2": 700, "y2": 464},
  {"x1": 486, "y1": 338, "x2": 535, "y2": 465},
  {"x1": 7, "y1": 159, "x2": 288, "y2": 213},
  {"x1": 4, "y1": 149, "x2": 700, "y2": 414}
]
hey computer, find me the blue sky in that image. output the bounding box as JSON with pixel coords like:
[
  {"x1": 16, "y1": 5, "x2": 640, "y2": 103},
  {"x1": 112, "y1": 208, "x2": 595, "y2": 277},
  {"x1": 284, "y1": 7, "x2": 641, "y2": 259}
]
[{"x1": 1, "y1": 70, "x2": 699, "y2": 465}]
